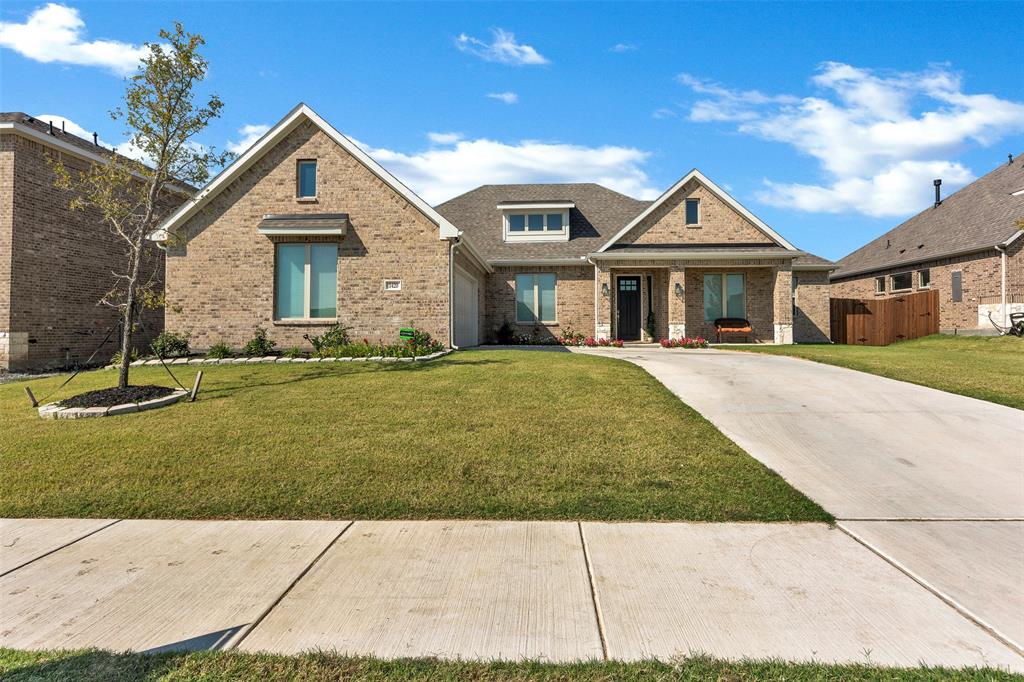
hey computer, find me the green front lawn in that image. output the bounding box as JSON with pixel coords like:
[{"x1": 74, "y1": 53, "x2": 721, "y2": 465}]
[
  {"x1": 733, "y1": 335, "x2": 1024, "y2": 410},
  {"x1": 0, "y1": 350, "x2": 827, "y2": 521},
  {"x1": 1, "y1": 649, "x2": 1013, "y2": 682}
]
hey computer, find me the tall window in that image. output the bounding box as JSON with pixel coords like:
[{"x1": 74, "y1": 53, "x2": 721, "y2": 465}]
[
  {"x1": 918, "y1": 269, "x2": 931, "y2": 288},
  {"x1": 515, "y1": 274, "x2": 556, "y2": 323},
  {"x1": 275, "y1": 243, "x2": 337, "y2": 319},
  {"x1": 703, "y1": 273, "x2": 745, "y2": 321},
  {"x1": 297, "y1": 160, "x2": 317, "y2": 198},
  {"x1": 875, "y1": 276, "x2": 886, "y2": 294},
  {"x1": 685, "y1": 198, "x2": 700, "y2": 226}
]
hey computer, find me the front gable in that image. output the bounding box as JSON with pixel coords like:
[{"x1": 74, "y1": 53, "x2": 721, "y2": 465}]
[{"x1": 598, "y1": 170, "x2": 796, "y2": 252}]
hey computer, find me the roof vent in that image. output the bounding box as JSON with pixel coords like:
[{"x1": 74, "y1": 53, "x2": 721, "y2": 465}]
[
  {"x1": 92, "y1": 132, "x2": 98, "y2": 146},
  {"x1": 1010, "y1": 153, "x2": 1015, "y2": 165},
  {"x1": 61, "y1": 121, "x2": 66, "y2": 134},
  {"x1": 933, "y1": 178, "x2": 942, "y2": 208},
  {"x1": 48, "y1": 120, "x2": 54, "y2": 135}
]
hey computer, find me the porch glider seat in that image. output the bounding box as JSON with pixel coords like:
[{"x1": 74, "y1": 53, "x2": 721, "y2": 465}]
[
  {"x1": 714, "y1": 317, "x2": 753, "y2": 343},
  {"x1": 257, "y1": 213, "x2": 349, "y2": 236}
]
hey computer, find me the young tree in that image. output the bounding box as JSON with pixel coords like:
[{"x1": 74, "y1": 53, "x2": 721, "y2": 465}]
[{"x1": 54, "y1": 23, "x2": 229, "y2": 388}]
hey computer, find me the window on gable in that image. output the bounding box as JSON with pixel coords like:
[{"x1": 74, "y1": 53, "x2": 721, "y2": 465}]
[
  {"x1": 891, "y1": 272, "x2": 912, "y2": 291},
  {"x1": 685, "y1": 198, "x2": 700, "y2": 226},
  {"x1": 297, "y1": 160, "x2": 317, "y2": 198},
  {"x1": 275, "y1": 243, "x2": 337, "y2": 319},
  {"x1": 515, "y1": 273, "x2": 557, "y2": 323}
]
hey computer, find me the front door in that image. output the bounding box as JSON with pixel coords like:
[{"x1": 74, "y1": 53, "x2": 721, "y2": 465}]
[{"x1": 616, "y1": 276, "x2": 641, "y2": 340}]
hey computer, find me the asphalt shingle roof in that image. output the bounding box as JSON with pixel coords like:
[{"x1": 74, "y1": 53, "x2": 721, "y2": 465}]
[
  {"x1": 435, "y1": 183, "x2": 651, "y2": 260},
  {"x1": 832, "y1": 156, "x2": 1024, "y2": 279}
]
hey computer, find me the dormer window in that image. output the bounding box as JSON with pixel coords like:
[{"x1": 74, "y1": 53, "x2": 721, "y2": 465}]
[{"x1": 498, "y1": 201, "x2": 574, "y2": 242}]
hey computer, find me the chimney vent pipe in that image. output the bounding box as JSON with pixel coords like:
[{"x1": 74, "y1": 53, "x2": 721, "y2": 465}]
[
  {"x1": 933, "y1": 178, "x2": 942, "y2": 208},
  {"x1": 92, "y1": 132, "x2": 98, "y2": 145}
]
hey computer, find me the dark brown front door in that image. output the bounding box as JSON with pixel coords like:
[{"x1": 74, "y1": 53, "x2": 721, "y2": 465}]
[{"x1": 616, "y1": 276, "x2": 641, "y2": 340}]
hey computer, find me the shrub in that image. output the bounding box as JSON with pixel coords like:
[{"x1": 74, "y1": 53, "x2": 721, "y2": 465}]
[
  {"x1": 402, "y1": 327, "x2": 444, "y2": 355},
  {"x1": 283, "y1": 346, "x2": 305, "y2": 359},
  {"x1": 495, "y1": 320, "x2": 515, "y2": 344},
  {"x1": 206, "y1": 342, "x2": 232, "y2": 359},
  {"x1": 110, "y1": 348, "x2": 140, "y2": 365},
  {"x1": 557, "y1": 325, "x2": 586, "y2": 346},
  {"x1": 611, "y1": 339, "x2": 625, "y2": 348},
  {"x1": 304, "y1": 324, "x2": 352, "y2": 357},
  {"x1": 242, "y1": 327, "x2": 276, "y2": 357},
  {"x1": 150, "y1": 331, "x2": 190, "y2": 358}
]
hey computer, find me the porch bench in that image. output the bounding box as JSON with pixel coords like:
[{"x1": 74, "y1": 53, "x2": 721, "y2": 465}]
[{"x1": 714, "y1": 317, "x2": 753, "y2": 343}]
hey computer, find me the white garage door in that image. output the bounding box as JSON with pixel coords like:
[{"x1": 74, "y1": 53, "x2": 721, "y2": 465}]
[{"x1": 453, "y1": 267, "x2": 479, "y2": 347}]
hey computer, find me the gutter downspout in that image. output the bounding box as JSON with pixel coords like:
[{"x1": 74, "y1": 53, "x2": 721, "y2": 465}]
[
  {"x1": 586, "y1": 256, "x2": 599, "y2": 339},
  {"x1": 449, "y1": 237, "x2": 460, "y2": 350},
  {"x1": 997, "y1": 244, "x2": 1008, "y2": 326}
]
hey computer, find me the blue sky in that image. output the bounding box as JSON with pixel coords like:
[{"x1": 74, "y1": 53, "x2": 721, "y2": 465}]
[{"x1": 2, "y1": 1, "x2": 1023, "y2": 260}]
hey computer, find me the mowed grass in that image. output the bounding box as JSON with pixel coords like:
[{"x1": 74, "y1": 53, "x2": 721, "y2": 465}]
[
  {"x1": 733, "y1": 334, "x2": 1024, "y2": 410},
  {"x1": 1, "y1": 649, "x2": 1015, "y2": 682},
  {"x1": 0, "y1": 350, "x2": 827, "y2": 521}
]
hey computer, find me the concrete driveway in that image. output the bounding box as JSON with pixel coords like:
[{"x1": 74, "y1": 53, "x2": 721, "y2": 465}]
[{"x1": 576, "y1": 347, "x2": 1024, "y2": 652}]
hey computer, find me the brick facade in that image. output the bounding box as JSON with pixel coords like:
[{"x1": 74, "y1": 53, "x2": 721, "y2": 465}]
[
  {"x1": 830, "y1": 246, "x2": 1022, "y2": 331},
  {"x1": 165, "y1": 121, "x2": 451, "y2": 351},
  {"x1": 0, "y1": 130, "x2": 169, "y2": 370},
  {"x1": 485, "y1": 265, "x2": 595, "y2": 342},
  {"x1": 618, "y1": 181, "x2": 775, "y2": 246},
  {"x1": 793, "y1": 270, "x2": 831, "y2": 343}
]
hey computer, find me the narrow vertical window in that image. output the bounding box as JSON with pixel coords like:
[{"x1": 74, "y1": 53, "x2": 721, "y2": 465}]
[
  {"x1": 875, "y1": 276, "x2": 886, "y2": 294},
  {"x1": 309, "y1": 244, "x2": 338, "y2": 318},
  {"x1": 951, "y1": 271, "x2": 962, "y2": 302},
  {"x1": 703, "y1": 273, "x2": 745, "y2": 320},
  {"x1": 297, "y1": 160, "x2": 317, "y2": 198},
  {"x1": 703, "y1": 274, "x2": 723, "y2": 320},
  {"x1": 918, "y1": 269, "x2": 931, "y2": 288},
  {"x1": 275, "y1": 244, "x2": 306, "y2": 319},
  {"x1": 685, "y1": 198, "x2": 700, "y2": 226}
]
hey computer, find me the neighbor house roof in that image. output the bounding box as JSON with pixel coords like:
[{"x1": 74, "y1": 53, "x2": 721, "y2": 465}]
[
  {"x1": 832, "y1": 156, "x2": 1024, "y2": 280},
  {"x1": 152, "y1": 103, "x2": 461, "y2": 243},
  {"x1": 435, "y1": 183, "x2": 651, "y2": 261},
  {"x1": 0, "y1": 112, "x2": 194, "y2": 194}
]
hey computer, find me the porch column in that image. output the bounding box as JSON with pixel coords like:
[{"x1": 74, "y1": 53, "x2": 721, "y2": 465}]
[
  {"x1": 773, "y1": 264, "x2": 794, "y2": 344},
  {"x1": 668, "y1": 264, "x2": 686, "y2": 339},
  {"x1": 595, "y1": 264, "x2": 612, "y2": 339}
]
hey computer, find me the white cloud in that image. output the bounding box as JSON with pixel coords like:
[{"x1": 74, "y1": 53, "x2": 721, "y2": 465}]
[
  {"x1": 227, "y1": 124, "x2": 271, "y2": 154},
  {"x1": 680, "y1": 63, "x2": 1024, "y2": 216},
  {"x1": 610, "y1": 43, "x2": 637, "y2": 53},
  {"x1": 0, "y1": 3, "x2": 146, "y2": 75},
  {"x1": 354, "y1": 136, "x2": 659, "y2": 204},
  {"x1": 456, "y1": 29, "x2": 549, "y2": 66},
  {"x1": 652, "y1": 107, "x2": 677, "y2": 120},
  {"x1": 427, "y1": 132, "x2": 463, "y2": 144},
  {"x1": 486, "y1": 91, "x2": 519, "y2": 105}
]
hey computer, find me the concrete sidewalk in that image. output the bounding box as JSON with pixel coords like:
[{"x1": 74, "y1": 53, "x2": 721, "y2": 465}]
[{"x1": 2, "y1": 518, "x2": 1021, "y2": 671}]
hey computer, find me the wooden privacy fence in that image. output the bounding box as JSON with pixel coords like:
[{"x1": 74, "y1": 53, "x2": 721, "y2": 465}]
[{"x1": 830, "y1": 289, "x2": 939, "y2": 346}]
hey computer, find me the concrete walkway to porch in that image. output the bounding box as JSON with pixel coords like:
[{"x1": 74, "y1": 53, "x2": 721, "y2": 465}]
[{"x1": 2, "y1": 517, "x2": 1021, "y2": 671}]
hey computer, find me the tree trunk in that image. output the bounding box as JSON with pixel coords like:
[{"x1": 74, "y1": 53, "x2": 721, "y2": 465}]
[{"x1": 117, "y1": 246, "x2": 144, "y2": 389}]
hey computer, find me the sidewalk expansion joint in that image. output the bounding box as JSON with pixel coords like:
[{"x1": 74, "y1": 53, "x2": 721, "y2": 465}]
[
  {"x1": 577, "y1": 522, "x2": 609, "y2": 661},
  {"x1": 837, "y1": 522, "x2": 1023, "y2": 659},
  {"x1": 0, "y1": 518, "x2": 122, "y2": 578},
  {"x1": 224, "y1": 520, "x2": 354, "y2": 651}
]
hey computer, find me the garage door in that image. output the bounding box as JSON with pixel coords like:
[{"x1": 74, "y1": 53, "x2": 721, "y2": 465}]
[{"x1": 453, "y1": 267, "x2": 479, "y2": 347}]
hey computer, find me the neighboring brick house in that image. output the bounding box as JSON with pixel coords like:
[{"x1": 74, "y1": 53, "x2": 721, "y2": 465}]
[
  {"x1": 0, "y1": 113, "x2": 182, "y2": 371},
  {"x1": 831, "y1": 156, "x2": 1024, "y2": 333},
  {"x1": 155, "y1": 104, "x2": 832, "y2": 349}
]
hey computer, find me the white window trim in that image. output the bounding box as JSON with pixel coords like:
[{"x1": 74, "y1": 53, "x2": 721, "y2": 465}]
[
  {"x1": 917, "y1": 268, "x2": 931, "y2": 289},
  {"x1": 296, "y1": 159, "x2": 317, "y2": 199},
  {"x1": 503, "y1": 210, "x2": 570, "y2": 243},
  {"x1": 685, "y1": 198, "x2": 701, "y2": 227},
  {"x1": 875, "y1": 276, "x2": 886, "y2": 294},
  {"x1": 515, "y1": 273, "x2": 558, "y2": 324},
  {"x1": 703, "y1": 272, "x2": 746, "y2": 321},
  {"x1": 275, "y1": 243, "x2": 337, "y2": 321},
  {"x1": 890, "y1": 271, "x2": 913, "y2": 293}
]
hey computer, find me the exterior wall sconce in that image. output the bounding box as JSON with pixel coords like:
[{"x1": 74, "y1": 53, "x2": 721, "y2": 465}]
[
  {"x1": 602, "y1": 282, "x2": 610, "y2": 296},
  {"x1": 674, "y1": 282, "x2": 684, "y2": 296}
]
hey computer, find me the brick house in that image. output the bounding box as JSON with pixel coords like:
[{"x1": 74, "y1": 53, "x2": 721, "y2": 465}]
[
  {"x1": 155, "y1": 104, "x2": 833, "y2": 349},
  {"x1": 0, "y1": 113, "x2": 182, "y2": 371},
  {"x1": 830, "y1": 156, "x2": 1024, "y2": 333}
]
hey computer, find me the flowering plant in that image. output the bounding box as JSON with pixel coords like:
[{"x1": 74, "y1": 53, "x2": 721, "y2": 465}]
[{"x1": 660, "y1": 336, "x2": 709, "y2": 349}]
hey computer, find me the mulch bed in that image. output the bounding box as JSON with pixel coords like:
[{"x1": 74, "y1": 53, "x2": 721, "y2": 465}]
[{"x1": 57, "y1": 385, "x2": 176, "y2": 408}]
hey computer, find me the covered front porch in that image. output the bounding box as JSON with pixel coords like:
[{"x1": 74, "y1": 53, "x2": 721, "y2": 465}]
[{"x1": 593, "y1": 256, "x2": 794, "y2": 344}]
